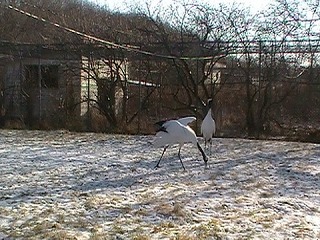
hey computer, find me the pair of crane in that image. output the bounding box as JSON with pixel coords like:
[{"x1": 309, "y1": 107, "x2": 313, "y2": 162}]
[{"x1": 153, "y1": 99, "x2": 216, "y2": 170}]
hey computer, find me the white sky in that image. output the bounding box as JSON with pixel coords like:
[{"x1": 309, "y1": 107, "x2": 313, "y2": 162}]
[{"x1": 89, "y1": 0, "x2": 275, "y2": 13}]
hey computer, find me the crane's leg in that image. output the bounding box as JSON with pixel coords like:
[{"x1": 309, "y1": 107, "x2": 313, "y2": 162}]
[
  {"x1": 178, "y1": 146, "x2": 186, "y2": 171},
  {"x1": 155, "y1": 146, "x2": 168, "y2": 168}
]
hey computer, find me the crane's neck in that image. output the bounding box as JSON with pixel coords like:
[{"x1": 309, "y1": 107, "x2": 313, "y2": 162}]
[{"x1": 206, "y1": 108, "x2": 212, "y2": 117}]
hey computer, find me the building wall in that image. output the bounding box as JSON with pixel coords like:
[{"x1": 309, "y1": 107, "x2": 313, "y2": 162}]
[
  {"x1": 2, "y1": 50, "x2": 129, "y2": 129},
  {"x1": 3, "y1": 57, "x2": 82, "y2": 127},
  {"x1": 3, "y1": 60, "x2": 23, "y2": 119}
]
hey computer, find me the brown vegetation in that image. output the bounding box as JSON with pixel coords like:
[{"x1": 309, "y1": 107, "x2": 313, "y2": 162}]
[{"x1": 0, "y1": 0, "x2": 320, "y2": 142}]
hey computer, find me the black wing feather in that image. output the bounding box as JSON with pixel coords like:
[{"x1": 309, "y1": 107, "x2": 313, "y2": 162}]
[{"x1": 154, "y1": 120, "x2": 168, "y2": 132}]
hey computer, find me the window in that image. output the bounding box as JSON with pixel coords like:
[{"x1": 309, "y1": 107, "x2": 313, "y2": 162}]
[{"x1": 25, "y1": 65, "x2": 59, "y2": 88}]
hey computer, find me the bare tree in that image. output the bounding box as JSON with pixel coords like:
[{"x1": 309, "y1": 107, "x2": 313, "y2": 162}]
[
  {"x1": 228, "y1": 0, "x2": 320, "y2": 137},
  {"x1": 128, "y1": 0, "x2": 245, "y2": 124}
]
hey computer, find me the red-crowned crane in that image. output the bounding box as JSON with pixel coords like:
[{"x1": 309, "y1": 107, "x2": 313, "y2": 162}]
[
  {"x1": 201, "y1": 99, "x2": 216, "y2": 154},
  {"x1": 153, "y1": 116, "x2": 208, "y2": 170}
]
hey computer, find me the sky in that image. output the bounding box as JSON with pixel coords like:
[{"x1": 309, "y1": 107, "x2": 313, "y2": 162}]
[{"x1": 88, "y1": 0, "x2": 275, "y2": 14}]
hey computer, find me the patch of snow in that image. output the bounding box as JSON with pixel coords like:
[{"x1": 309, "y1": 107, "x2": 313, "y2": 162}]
[{"x1": 0, "y1": 130, "x2": 319, "y2": 239}]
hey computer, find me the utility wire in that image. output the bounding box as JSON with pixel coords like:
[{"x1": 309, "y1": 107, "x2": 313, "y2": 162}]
[{"x1": 7, "y1": 5, "x2": 221, "y2": 61}]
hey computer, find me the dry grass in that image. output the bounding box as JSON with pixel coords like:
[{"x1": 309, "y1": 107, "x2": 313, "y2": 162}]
[{"x1": 0, "y1": 131, "x2": 319, "y2": 239}]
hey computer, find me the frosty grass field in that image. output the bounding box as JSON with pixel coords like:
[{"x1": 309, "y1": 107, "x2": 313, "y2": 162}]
[{"x1": 0, "y1": 129, "x2": 319, "y2": 239}]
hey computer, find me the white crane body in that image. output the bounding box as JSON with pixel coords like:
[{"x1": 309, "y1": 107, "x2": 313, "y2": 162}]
[
  {"x1": 201, "y1": 109, "x2": 216, "y2": 144},
  {"x1": 200, "y1": 99, "x2": 216, "y2": 154}
]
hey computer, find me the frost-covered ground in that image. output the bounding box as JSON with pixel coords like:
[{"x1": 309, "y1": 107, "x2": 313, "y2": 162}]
[{"x1": 0, "y1": 130, "x2": 319, "y2": 240}]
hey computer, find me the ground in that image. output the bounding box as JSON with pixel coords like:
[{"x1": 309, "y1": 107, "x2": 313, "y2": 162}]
[{"x1": 0, "y1": 130, "x2": 319, "y2": 239}]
